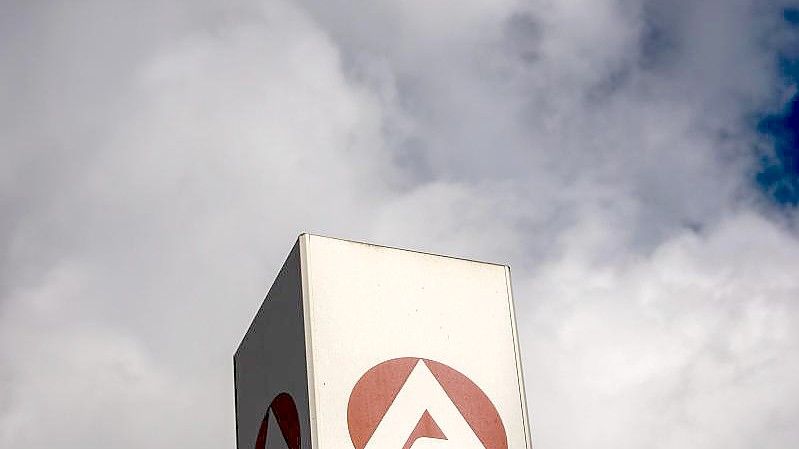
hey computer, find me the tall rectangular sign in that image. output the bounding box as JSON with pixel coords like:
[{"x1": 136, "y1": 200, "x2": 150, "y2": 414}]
[{"x1": 235, "y1": 234, "x2": 531, "y2": 449}]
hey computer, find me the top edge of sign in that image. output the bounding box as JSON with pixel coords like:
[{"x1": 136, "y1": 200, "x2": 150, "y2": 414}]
[{"x1": 297, "y1": 233, "x2": 511, "y2": 270}]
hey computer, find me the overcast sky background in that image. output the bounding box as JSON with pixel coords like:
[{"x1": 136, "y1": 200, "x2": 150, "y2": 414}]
[{"x1": 2, "y1": 1, "x2": 799, "y2": 448}]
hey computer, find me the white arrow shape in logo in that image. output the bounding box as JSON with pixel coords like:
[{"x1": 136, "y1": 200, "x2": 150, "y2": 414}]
[{"x1": 365, "y1": 360, "x2": 485, "y2": 449}]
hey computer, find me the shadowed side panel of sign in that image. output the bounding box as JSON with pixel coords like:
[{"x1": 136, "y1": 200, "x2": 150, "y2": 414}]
[{"x1": 234, "y1": 242, "x2": 311, "y2": 449}]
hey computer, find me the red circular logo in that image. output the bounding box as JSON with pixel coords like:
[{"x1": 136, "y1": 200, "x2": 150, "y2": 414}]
[
  {"x1": 255, "y1": 392, "x2": 301, "y2": 449},
  {"x1": 347, "y1": 357, "x2": 507, "y2": 449}
]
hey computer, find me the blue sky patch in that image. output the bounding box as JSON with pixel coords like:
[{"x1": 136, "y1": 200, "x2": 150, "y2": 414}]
[
  {"x1": 785, "y1": 8, "x2": 799, "y2": 26},
  {"x1": 755, "y1": 11, "x2": 799, "y2": 206}
]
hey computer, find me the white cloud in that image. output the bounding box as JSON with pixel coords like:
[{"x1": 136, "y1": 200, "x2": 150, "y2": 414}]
[{"x1": 521, "y1": 212, "x2": 799, "y2": 449}]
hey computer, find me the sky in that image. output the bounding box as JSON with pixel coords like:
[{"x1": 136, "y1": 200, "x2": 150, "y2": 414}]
[{"x1": 2, "y1": 0, "x2": 799, "y2": 448}]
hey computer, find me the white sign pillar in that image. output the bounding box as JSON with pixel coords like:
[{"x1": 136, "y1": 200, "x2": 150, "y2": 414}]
[{"x1": 234, "y1": 234, "x2": 532, "y2": 449}]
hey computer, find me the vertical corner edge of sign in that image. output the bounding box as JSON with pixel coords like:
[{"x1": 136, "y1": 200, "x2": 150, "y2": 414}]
[
  {"x1": 504, "y1": 266, "x2": 533, "y2": 449},
  {"x1": 298, "y1": 234, "x2": 320, "y2": 449}
]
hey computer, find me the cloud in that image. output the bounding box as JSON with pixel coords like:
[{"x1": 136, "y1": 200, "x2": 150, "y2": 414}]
[
  {"x1": 1, "y1": 0, "x2": 798, "y2": 448},
  {"x1": 2, "y1": 1, "x2": 393, "y2": 446},
  {"x1": 520, "y1": 211, "x2": 799, "y2": 449}
]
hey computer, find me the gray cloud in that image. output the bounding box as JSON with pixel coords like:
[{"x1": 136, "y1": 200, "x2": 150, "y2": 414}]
[{"x1": 1, "y1": 0, "x2": 798, "y2": 448}]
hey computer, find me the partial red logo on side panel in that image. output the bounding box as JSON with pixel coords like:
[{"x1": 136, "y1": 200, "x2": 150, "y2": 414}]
[
  {"x1": 347, "y1": 358, "x2": 507, "y2": 449},
  {"x1": 255, "y1": 393, "x2": 301, "y2": 449}
]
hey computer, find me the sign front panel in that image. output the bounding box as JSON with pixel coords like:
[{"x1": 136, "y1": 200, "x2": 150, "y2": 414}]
[{"x1": 302, "y1": 236, "x2": 530, "y2": 449}]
